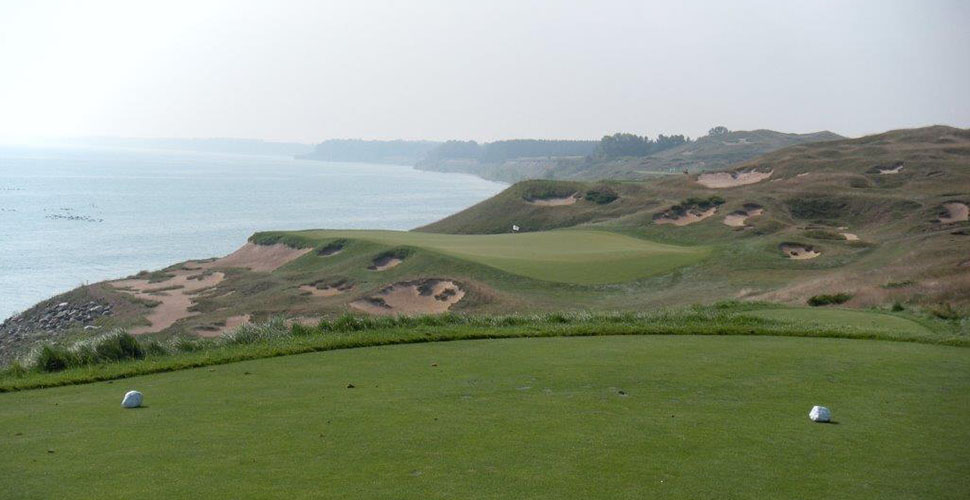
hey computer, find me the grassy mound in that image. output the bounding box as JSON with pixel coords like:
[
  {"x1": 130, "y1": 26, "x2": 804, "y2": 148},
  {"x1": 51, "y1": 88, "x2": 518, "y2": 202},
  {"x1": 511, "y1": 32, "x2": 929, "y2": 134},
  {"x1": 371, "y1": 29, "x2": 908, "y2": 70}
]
[{"x1": 1, "y1": 335, "x2": 966, "y2": 498}]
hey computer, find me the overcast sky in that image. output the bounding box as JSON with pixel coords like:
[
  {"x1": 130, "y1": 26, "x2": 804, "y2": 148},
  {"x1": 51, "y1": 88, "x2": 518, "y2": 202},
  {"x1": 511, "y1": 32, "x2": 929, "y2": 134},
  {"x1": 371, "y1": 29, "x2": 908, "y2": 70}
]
[{"x1": 1, "y1": 0, "x2": 967, "y2": 143}]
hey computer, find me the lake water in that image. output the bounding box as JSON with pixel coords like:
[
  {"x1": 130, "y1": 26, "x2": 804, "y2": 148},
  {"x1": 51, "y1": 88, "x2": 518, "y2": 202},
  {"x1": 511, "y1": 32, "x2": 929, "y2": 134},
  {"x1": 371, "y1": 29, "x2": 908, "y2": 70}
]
[{"x1": 0, "y1": 146, "x2": 506, "y2": 319}]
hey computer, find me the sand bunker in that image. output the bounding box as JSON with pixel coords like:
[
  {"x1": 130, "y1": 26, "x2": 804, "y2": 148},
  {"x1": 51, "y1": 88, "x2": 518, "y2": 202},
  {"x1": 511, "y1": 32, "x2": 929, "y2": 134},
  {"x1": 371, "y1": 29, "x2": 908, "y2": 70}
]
[
  {"x1": 938, "y1": 202, "x2": 969, "y2": 223},
  {"x1": 300, "y1": 280, "x2": 353, "y2": 297},
  {"x1": 723, "y1": 204, "x2": 764, "y2": 227},
  {"x1": 350, "y1": 279, "x2": 465, "y2": 315},
  {"x1": 526, "y1": 194, "x2": 578, "y2": 206},
  {"x1": 195, "y1": 314, "x2": 251, "y2": 338},
  {"x1": 111, "y1": 269, "x2": 225, "y2": 334},
  {"x1": 696, "y1": 169, "x2": 773, "y2": 188},
  {"x1": 842, "y1": 233, "x2": 859, "y2": 241},
  {"x1": 208, "y1": 243, "x2": 312, "y2": 272},
  {"x1": 655, "y1": 207, "x2": 716, "y2": 226},
  {"x1": 780, "y1": 243, "x2": 821, "y2": 260},
  {"x1": 317, "y1": 246, "x2": 343, "y2": 257},
  {"x1": 368, "y1": 255, "x2": 403, "y2": 271}
]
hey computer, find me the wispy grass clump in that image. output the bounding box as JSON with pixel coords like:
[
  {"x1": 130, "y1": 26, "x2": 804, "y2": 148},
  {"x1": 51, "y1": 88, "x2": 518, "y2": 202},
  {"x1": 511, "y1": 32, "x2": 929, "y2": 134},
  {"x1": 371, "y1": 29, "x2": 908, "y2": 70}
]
[
  {"x1": 808, "y1": 293, "x2": 853, "y2": 307},
  {"x1": 24, "y1": 330, "x2": 146, "y2": 372}
]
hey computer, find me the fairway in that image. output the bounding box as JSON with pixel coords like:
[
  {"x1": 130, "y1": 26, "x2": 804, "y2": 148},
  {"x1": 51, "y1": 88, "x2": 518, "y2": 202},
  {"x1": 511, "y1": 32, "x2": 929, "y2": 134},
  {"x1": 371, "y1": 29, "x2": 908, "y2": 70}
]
[
  {"x1": 289, "y1": 229, "x2": 709, "y2": 284},
  {"x1": 2, "y1": 336, "x2": 967, "y2": 499}
]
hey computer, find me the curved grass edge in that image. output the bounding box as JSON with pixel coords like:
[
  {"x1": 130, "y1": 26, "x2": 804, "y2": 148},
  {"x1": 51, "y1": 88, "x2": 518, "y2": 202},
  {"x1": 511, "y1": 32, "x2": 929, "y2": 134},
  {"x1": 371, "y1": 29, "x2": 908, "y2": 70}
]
[{"x1": 2, "y1": 308, "x2": 966, "y2": 393}]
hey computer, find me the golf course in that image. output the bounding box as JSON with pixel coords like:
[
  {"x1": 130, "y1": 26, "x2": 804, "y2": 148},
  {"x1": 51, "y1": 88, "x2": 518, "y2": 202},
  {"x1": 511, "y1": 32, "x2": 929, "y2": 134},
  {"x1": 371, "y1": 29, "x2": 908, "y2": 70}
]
[{"x1": 1, "y1": 126, "x2": 967, "y2": 498}]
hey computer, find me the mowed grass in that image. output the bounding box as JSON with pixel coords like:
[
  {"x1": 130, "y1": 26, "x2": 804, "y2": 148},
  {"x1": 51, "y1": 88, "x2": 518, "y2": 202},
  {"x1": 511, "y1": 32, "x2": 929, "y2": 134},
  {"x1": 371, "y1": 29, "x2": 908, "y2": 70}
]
[
  {"x1": 743, "y1": 308, "x2": 934, "y2": 336},
  {"x1": 273, "y1": 229, "x2": 709, "y2": 284},
  {"x1": 2, "y1": 335, "x2": 968, "y2": 499}
]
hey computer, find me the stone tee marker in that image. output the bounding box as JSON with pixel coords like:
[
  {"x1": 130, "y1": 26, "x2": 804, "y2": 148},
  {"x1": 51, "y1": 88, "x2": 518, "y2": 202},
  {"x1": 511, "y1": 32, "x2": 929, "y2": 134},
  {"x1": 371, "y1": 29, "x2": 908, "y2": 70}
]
[
  {"x1": 809, "y1": 405, "x2": 831, "y2": 423},
  {"x1": 121, "y1": 390, "x2": 143, "y2": 408}
]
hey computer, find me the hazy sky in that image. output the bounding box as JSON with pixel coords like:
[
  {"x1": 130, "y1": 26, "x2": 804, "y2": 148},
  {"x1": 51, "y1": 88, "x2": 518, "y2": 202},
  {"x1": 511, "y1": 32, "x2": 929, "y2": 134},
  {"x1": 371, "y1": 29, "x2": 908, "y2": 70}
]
[{"x1": 1, "y1": 0, "x2": 968, "y2": 143}]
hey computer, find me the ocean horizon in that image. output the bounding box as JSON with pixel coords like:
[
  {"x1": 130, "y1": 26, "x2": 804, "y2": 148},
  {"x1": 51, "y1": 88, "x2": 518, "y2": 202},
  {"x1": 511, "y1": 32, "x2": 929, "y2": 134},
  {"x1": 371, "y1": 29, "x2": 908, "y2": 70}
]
[{"x1": 0, "y1": 145, "x2": 505, "y2": 319}]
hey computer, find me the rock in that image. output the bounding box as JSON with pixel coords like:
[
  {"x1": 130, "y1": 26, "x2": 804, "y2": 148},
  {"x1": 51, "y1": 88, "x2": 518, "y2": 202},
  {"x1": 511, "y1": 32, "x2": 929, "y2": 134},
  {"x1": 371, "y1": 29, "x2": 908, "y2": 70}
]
[
  {"x1": 57, "y1": 302, "x2": 69, "y2": 309},
  {"x1": 121, "y1": 390, "x2": 143, "y2": 408},
  {"x1": 809, "y1": 405, "x2": 831, "y2": 422}
]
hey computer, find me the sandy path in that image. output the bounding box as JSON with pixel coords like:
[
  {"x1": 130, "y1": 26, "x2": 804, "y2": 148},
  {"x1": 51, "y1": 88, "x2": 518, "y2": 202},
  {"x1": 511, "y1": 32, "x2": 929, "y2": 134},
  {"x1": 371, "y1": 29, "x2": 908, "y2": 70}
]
[
  {"x1": 697, "y1": 170, "x2": 772, "y2": 188},
  {"x1": 351, "y1": 280, "x2": 464, "y2": 315}
]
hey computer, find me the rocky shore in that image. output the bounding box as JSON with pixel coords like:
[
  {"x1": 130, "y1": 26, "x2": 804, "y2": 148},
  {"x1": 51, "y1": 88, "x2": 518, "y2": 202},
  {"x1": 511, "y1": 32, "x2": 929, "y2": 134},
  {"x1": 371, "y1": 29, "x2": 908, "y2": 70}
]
[{"x1": 0, "y1": 300, "x2": 113, "y2": 365}]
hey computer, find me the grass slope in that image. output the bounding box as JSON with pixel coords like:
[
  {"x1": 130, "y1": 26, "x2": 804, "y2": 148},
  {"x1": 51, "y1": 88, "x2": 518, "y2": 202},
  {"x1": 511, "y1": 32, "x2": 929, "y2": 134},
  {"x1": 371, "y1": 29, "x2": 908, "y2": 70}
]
[
  {"x1": 258, "y1": 229, "x2": 709, "y2": 284},
  {"x1": 1, "y1": 335, "x2": 967, "y2": 499}
]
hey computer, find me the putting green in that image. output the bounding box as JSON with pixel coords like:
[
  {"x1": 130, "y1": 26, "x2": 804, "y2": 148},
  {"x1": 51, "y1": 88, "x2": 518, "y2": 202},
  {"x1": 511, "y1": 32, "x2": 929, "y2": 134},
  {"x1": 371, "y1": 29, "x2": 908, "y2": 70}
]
[
  {"x1": 1, "y1": 336, "x2": 967, "y2": 499},
  {"x1": 294, "y1": 229, "x2": 709, "y2": 284}
]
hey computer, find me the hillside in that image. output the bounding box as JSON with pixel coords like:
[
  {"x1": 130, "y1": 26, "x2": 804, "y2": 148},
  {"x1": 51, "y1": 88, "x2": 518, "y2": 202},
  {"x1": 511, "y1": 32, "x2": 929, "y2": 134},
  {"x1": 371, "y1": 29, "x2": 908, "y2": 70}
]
[
  {"x1": 415, "y1": 129, "x2": 843, "y2": 183},
  {"x1": 0, "y1": 126, "x2": 967, "y2": 364}
]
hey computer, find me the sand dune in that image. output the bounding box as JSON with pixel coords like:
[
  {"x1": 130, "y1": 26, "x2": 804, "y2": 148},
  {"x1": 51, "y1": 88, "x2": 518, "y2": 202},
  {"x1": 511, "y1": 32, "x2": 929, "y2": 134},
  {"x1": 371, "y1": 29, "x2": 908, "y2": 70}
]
[
  {"x1": 209, "y1": 243, "x2": 312, "y2": 272},
  {"x1": 111, "y1": 270, "x2": 225, "y2": 334}
]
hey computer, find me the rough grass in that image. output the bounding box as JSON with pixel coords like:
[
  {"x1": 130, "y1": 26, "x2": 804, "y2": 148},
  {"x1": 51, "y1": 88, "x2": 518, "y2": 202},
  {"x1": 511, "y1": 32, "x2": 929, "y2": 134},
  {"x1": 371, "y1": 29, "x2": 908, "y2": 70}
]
[
  {"x1": 807, "y1": 293, "x2": 853, "y2": 306},
  {"x1": 1, "y1": 335, "x2": 967, "y2": 498},
  {"x1": 1, "y1": 304, "x2": 964, "y2": 392}
]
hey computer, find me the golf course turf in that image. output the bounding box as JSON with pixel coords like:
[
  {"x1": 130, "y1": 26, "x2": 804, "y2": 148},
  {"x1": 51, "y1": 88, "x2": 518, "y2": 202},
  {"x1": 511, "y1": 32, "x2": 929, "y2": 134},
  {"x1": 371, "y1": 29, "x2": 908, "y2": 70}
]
[
  {"x1": 259, "y1": 229, "x2": 710, "y2": 284},
  {"x1": 2, "y1": 335, "x2": 967, "y2": 499}
]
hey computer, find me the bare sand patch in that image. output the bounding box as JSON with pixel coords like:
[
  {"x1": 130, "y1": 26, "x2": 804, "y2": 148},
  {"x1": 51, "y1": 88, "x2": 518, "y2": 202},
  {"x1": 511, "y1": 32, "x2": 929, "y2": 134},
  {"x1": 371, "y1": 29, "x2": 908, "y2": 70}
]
[
  {"x1": 696, "y1": 169, "x2": 773, "y2": 188},
  {"x1": 350, "y1": 279, "x2": 465, "y2": 315},
  {"x1": 723, "y1": 213, "x2": 748, "y2": 227},
  {"x1": 655, "y1": 207, "x2": 717, "y2": 226},
  {"x1": 878, "y1": 165, "x2": 904, "y2": 174},
  {"x1": 111, "y1": 270, "x2": 225, "y2": 334},
  {"x1": 723, "y1": 204, "x2": 764, "y2": 227},
  {"x1": 796, "y1": 172, "x2": 810, "y2": 177},
  {"x1": 842, "y1": 233, "x2": 859, "y2": 241},
  {"x1": 368, "y1": 255, "x2": 403, "y2": 271},
  {"x1": 780, "y1": 243, "x2": 820, "y2": 260},
  {"x1": 938, "y1": 202, "x2": 969, "y2": 223},
  {"x1": 526, "y1": 194, "x2": 579, "y2": 206},
  {"x1": 208, "y1": 243, "x2": 312, "y2": 272}
]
